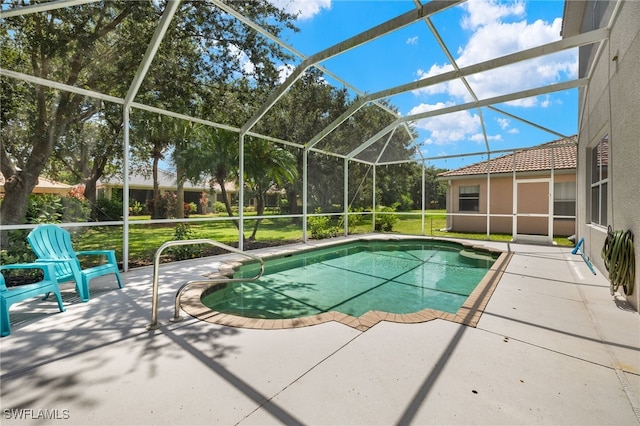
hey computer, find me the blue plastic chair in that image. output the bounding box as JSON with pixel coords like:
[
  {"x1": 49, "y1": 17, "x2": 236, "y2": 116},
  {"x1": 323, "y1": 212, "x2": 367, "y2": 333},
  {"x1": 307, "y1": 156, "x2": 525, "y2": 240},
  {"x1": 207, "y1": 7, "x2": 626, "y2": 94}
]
[
  {"x1": 27, "y1": 224, "x2": 123, "y2": 302},
  {"x1": 1, "y1": 262, "x2": 65, "y2": 337}
]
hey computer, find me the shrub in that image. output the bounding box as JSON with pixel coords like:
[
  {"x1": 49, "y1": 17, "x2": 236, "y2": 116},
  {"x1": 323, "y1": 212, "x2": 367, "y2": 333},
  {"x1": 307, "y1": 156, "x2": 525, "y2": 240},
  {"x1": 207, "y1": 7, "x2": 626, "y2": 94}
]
[
  {"x1": 22, "y1": 193, "x2": 91, "y2": 224},
  {"x1": 26, "y1": 193, "x2": 63, "y2": 223},
  {"x1": 375, "y1": 206, "x2": 398, "y2": 232},
  {"x1": 94, "y1": 196, "x2": 124, "y2": 221},
  {"x1": 62, "y1": 195, "x2": 91, "y2": 222},
  {"x1": 0, "y1": 229, "x2": 36, "y2": 266},
  {"x1": 343, "y1": 207, "x2": 364, "y2": 234},
  {"x1": 146, "y1": 191, "x2": 177, "y2": 219},
  {"x1": 396, "y1": 194, "x2": 414, "y2": 212},
  {"x1": 184, "y1": 202, "x2": 197, "y2": 217},
  {"x1": 213, "y1": 201, "x2": 226, "y2": 214},
  {"x1": 129, "y1": 200, "x2": 144, "y2": 216},
  {"x1": 308, "y1": 208, "x2": 338, "y2": 239},
  {"x1": 169, "y1": 223, "x2": 202, "y2": 260}
]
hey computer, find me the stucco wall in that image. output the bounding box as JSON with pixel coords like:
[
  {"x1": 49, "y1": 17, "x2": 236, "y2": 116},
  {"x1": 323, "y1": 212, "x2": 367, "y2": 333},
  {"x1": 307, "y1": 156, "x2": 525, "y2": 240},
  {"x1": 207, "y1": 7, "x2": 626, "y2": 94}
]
[
  {"x1": 576, "y1": 0, "x2": 640, "y2": 311},
  {"x1": 447, "y1": 173, "x2": 575, "y2": 236}
]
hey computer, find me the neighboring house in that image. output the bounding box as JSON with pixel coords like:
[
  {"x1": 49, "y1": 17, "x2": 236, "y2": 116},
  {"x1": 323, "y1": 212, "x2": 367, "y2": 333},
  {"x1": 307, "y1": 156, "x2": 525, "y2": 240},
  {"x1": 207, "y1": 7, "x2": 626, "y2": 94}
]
[
  {"x1": 97, "y1": 169, "x2": 237, "y2": 214},
  {"x1": 0, "y1": 174, "x2": 72, "y2": 195},
  {"x1": 437, "y1": 136, "x2": 577, "y2": 241},
  {"x1": 563, "y1": 1, "x2": 639, "y2": 311}
]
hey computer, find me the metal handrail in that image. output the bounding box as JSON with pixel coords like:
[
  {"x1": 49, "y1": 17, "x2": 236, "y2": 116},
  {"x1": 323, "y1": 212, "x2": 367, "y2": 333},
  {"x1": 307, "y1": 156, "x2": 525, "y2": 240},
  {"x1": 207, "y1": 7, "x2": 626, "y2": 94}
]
[{"x1": 146, "y1": 239, "x2": 264, "y2": 330}]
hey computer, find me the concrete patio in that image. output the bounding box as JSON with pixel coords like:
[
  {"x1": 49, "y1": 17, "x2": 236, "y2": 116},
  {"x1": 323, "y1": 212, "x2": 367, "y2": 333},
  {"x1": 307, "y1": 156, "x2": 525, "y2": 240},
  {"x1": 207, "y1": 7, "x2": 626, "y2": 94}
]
[{"x1": 1, "y1": 237, "x2": 638, "y2": 425}]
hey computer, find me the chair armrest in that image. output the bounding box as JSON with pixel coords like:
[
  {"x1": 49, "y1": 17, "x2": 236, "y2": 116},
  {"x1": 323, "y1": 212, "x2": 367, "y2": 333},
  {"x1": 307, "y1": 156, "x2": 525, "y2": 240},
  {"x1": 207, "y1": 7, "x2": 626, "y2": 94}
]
[{"x1": 0, "y1": 262, "x2": 57, "y2": 281}]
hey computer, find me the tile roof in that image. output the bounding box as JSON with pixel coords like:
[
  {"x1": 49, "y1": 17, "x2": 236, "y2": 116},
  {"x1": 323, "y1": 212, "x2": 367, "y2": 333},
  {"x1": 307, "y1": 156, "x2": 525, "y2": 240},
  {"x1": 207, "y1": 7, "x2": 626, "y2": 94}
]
[
  {"x1": 0, "y1": 174, "x2": 72, "y2": 192},
  {"x1": 97, "y1": 169, "x2": 237, "y2": 192},
  {"x1": 437, "y1": 135, "x2": 577, "y2": 178}
]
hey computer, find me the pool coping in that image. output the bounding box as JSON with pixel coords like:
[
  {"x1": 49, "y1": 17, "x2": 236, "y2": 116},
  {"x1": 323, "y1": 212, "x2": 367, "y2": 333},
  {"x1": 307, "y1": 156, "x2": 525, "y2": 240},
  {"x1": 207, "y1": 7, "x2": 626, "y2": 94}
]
[{"x1": 180, "y1": 237, "x2": 513, "y2": 332}]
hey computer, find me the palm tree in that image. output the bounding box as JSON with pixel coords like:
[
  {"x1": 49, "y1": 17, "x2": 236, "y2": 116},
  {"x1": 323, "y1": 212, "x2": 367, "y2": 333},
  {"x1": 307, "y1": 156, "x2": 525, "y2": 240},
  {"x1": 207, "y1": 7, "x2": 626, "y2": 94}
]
[
  {"x1": 244, "y1": 138, "x2": 298, "y2": 240},
  {"x1": 181, "y1": 127, "x2": 239, "y2": 226}
]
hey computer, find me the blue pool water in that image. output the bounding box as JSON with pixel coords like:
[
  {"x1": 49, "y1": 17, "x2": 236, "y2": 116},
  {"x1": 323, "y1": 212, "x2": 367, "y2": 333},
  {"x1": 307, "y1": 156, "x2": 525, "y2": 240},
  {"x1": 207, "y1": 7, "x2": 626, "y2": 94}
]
[{"x1": 201, "y1": 240, "x2": 498, "y2": 319}]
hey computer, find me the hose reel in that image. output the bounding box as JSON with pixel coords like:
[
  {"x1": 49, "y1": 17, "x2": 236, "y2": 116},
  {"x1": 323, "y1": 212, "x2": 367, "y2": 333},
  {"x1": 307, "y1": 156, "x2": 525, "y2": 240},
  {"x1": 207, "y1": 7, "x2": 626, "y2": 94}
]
[{"x1": 601, "y1": 226, "x2": 635, "y2": 296}]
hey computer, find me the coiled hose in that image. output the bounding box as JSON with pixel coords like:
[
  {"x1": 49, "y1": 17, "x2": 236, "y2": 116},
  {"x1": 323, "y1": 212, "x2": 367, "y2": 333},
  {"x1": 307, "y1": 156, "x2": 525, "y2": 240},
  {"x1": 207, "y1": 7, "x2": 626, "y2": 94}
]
[{"x1": 601, "y1": 226, "x2": 635, "y2": 296}]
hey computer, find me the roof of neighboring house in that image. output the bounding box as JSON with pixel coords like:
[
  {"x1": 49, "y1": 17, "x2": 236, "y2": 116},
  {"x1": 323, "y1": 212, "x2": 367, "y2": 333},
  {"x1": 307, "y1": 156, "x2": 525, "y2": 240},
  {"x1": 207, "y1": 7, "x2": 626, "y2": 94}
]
[
  {"x1": 437, "y1": 135, "x2": 577, "y2": 179},
  {"x1": 97, "y1": 169, "x2": 236, "y2": 192},
  {"x1": 0, "y1": 174, "x2": 73, "y2": 194}
]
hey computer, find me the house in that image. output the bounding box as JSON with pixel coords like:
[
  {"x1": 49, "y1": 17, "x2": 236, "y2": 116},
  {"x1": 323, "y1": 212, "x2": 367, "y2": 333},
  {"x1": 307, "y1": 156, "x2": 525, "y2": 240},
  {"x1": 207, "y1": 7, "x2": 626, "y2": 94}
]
[
  {"x1": 563, "y1": 0, "x2": 640, "y2": 311},
  {"x1": 437, "y1": 135, "x2": 577, "y2": 241},
  {"x1": 97, "y1": 169, "x2": 237, "y2": 214},
  {"x1": 97, "y1": 169, "x2": 285, "y2": 214},
  {"x1": 0, "y1": 174, "x2": 72, "y2": 195}
]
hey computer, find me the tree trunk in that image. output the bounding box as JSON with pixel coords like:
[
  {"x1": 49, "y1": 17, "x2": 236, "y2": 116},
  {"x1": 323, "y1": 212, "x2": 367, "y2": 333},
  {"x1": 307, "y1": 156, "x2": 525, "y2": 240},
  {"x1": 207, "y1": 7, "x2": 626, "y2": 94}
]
[
  {"x1": 0, "y1": 171, "x2": 35, "y2": 228},
  {"x1": 84, "y1": 178, "x2": 98, "y2": 219},
  {"x1": 176, "y1": 161, "x2": 185, "y2": 219},
  {"x1": 0, "y1": 85, "x2": 62, "y2": 226},
  {"x1": 249, "y1": 191, "x2": 265, "y2": 241},
  {"x1": 152, "y1": 153, "x2": 160, "y2": 219},
  {"x1": 286, "y1": 189, "x2": 301, "y2": 224},
  {"x1": 218, "y1": 178, "x2": 239, "y2": 230}
]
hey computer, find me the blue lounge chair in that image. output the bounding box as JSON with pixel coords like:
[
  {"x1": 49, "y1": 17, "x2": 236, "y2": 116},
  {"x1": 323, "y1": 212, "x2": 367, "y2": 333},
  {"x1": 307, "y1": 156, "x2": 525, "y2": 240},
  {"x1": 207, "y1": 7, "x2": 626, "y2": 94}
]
[
  {"x1": 1, "y1": 262, "x2": 65, "y2": 337},
  {"x1": 27, "y1": 224, "x2": 123, "y2": 302}
]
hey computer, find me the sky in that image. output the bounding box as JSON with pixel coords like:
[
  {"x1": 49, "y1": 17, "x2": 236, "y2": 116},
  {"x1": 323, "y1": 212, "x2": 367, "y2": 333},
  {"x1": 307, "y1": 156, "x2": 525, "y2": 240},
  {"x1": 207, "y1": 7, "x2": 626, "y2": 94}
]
[{"x1": 265, "y1": 0, "x2": 578, "y2": 170}]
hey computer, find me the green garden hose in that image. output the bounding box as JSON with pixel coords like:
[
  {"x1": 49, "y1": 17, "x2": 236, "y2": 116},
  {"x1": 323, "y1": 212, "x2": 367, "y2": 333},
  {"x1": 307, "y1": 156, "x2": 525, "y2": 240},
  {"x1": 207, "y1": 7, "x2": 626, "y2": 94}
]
[{"x1": 601, "y1": 226, "x2": 635, "y2": 296}]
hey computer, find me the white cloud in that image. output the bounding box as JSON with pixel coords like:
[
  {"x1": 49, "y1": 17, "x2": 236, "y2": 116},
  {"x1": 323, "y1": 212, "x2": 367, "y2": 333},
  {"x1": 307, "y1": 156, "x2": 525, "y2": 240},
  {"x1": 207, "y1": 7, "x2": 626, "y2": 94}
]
[
  {"x1": 269, "y1": 0, "x2": 331, "y2": 20},
  {"x1": 228, "y1": 44, "x2": 255, "y2": 75},
  {"x1": 408, "y1": 102, "x2": 482, "y2": 145},
  {"x1": 497, "y1": 117, "x2": 510, "y2": 129},
  {"x1": 406, "y1": 36, "x2": 419, "y2": 45},
  {"x1": 278, "y1": 63, "x2": 296, "y2": 83},
  {"x1": 470, "y1": 133, "x2": 502, "y2": 143},
  {"x1": 408, "y1": 0, "x2": 578, "y2": 145},
  {"x1": 409, "y1": 0, "x2": 577, "y2": 144},
  {"x1": 461, "y1": 0, "x2": 525, "y2": 30}
]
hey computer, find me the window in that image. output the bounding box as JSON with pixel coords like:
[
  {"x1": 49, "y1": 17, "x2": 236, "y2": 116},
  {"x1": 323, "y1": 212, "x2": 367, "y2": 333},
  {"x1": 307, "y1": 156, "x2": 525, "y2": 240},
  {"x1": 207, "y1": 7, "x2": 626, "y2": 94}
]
[
  {"x1": 590, "y1": 134, "x2": 608, "y2": 226},
  {"x1": 554, "y1": 182, "x2": 576, "y2": 218},
  {"x1": 459, "y1": 185, "x2": 480, "y2": 212}
]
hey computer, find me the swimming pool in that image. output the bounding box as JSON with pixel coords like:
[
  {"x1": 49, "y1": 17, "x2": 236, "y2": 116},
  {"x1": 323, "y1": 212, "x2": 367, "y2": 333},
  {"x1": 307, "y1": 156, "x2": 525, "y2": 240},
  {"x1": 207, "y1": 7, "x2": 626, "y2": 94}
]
[{"x1": 181, "y1": 238, "x2": 510, "y2": 331}]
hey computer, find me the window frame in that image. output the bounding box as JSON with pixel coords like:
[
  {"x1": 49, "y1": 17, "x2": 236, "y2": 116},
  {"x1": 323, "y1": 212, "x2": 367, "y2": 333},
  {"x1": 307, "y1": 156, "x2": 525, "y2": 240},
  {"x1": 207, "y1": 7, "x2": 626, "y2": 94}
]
[
  {"x1": 458, "y1": 184, "x2": 480, "y2": 212},
  {"x1": 553, "y1": 181, "x2": 576, "y2": 219},
  {"x1": 589, "y1": 134, "x2": 608, "y2": 227}
]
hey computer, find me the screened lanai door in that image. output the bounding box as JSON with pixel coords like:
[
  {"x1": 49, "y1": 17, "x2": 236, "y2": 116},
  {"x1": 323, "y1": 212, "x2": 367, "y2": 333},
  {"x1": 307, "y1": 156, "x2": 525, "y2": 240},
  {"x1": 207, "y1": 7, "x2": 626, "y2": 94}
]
[{"x1": 513, "y1": 179, "x2": 553, "y2": 244}]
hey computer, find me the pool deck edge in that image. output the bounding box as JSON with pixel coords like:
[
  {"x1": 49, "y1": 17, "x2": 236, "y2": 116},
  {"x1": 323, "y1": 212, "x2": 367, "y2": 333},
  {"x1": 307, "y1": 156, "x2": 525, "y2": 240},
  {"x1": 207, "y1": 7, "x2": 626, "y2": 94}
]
[{"x1": 180, "y1": 238, "x2": 513, "y2": 332}]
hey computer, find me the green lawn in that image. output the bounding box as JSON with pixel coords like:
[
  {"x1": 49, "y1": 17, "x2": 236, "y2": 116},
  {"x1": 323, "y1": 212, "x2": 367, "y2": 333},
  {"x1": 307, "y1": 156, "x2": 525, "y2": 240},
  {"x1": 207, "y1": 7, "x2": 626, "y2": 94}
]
[
  {"x1": 74, "y1": 210, "x2": 572, "y2": 267},
  {"x1": 77, "y1": 216, "x2": 304, "y2": 266}
]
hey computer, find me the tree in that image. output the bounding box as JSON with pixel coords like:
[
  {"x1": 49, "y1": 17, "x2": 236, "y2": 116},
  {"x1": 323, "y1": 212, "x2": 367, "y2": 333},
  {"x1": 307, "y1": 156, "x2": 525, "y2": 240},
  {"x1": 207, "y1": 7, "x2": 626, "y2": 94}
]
[
  {"x1": 181, "y1": 127, "x2": 239, "y2": 224},
  {"x1": 1, "y1": 0, "x2": 299, "y2": 228},
  {"x1": 256, "y1": 68, "x2": 351, "y2": 217},
  {"x1": 244, "y1": 138, "x2": 297, "y2": 240},
  {"x1": 1, "y1": 2, "x2": 155, "y2": 227}
]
